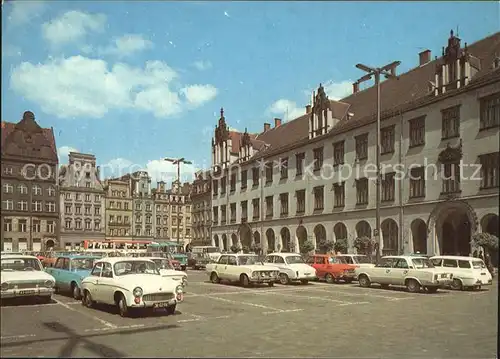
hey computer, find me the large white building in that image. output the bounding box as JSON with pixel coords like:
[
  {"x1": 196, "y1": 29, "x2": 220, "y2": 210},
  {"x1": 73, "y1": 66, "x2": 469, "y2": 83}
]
[{"x1": 210, "y1": 31, "x2": 500, "y2": 256}]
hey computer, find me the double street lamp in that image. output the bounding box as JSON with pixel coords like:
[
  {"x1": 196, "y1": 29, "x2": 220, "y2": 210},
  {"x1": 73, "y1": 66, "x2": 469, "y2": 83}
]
[
  {"x1": 164, "y1": 157, "x2": 193, "y2": 245},
  {"x1": 355, "y1": 60, "x2": 401, "y2": 261}
]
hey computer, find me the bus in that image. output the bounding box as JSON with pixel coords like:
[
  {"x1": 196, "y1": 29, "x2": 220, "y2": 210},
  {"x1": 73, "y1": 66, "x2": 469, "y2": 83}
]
[
  {"x1": 191, "y1": 246, "x2": 221, "y2": 261},
  {"x1": 147, "y1": 241, "x2": 188, "y2": 270},
  {"x1": 82, "y1": 240, "x2": 157, "y2": 252}
]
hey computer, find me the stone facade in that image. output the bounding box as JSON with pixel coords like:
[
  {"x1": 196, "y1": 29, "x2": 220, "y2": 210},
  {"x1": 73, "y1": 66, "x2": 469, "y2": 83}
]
[
  {"x1": 104, "y1": 179, "x2": 133, "y2": 240},
  {"x1": 191, "y1": 170, "x2": 212, "y2": 246},
  {"x1": 1, "y1": 111, "x2": 59, "y2": 252},
  {"x1": 123, "y1": 171, "x2": 155, "y2": 240},
  {"x1": 59, "y1": 152, "x2": 106, "y2": 248},
  {"x1": 210, "y1": 31, "x2": 500, "y2": 256}
]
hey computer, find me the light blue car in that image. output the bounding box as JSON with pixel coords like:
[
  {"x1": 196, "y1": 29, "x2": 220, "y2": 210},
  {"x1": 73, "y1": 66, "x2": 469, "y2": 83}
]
[{"x1": 45, "y1": 255, "x2": 100, "y2": 299}]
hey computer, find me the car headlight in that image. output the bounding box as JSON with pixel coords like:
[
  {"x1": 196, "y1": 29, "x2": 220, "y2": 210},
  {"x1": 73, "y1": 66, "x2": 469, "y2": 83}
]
[
  {"x1": 1, "y1": 282, "x2": 9, "y2": 291},
  {"x1": 133, "y1": 287, "x2": 143, "y2": 297},
  {"x1": 252, "y1": 272, "x2": 258, "y2": 278},
  {"x1": 175, "y1": 285, "x2": 183, "y2": 294},
  {"x1": 44, "y1": 280, "x2": 54, "y2": 288}
]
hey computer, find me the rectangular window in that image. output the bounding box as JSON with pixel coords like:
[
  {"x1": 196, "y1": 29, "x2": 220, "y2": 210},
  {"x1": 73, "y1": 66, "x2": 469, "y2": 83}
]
[
  {"x1": 356, "y1": 178, "x2": 369, "y2": 205},
  {"x1": 47, "y1": 221, "x2": 55, "y2": 233},
  {"x1": 3, "y1": 219, "x2": 12, "y2": 232},
  {"x1": 241, "y1": 200, "x2": 248, "y2": 221},
  {"x1": 279, "y1": 193, "x2": 289, "y2": 215},
  {"x1": 296, "y1": 189, "x2": 305, "y2": 213},
  {"x1": 381, "y1": 172, "x2": 395, "y2": 202},
  {"x1": 18, "y1": 219, "x2": 27, "y2": 232},
  {"x1": 32, "y1": 220, "x2": 41, "y2": 232},
  {"x1": 252, "y1": 199, "x2": 260, "y2": 220},
  {"x1": 441, "y1": 105, "x2": 460, "y2": 139},
  {"x1": 479, "y1": 92, "x2": 500, "y2": 130},
  {"x1": 313, "y1": 186, "x2": 324, "y2": 210},
  {"x1": 241, "y1": 170, "x2": 247, "y2": 190},
  {"x1": 333, "y1": 182, "x2": 345, "y2": 208},
  {"x1": 221, "y1": 205, "x2": 226, "y2": 224},
  {"x1": 333, "y1": 141, "x2": 344, "y2": 166},
  {"x1": 479, "y1": 152, "x2": 499, "y2": 189},
  {"x1": 381, "y1": 126, "x2": 395, "y2": 154},
  {"x1": 32, "y1": 201, "x2": 42, "y2": 212},
  {"x1": 220, "y1": 177, "x2": 226, "y2": 195},
  {"x1": 409, "y1": 167, "x2": 425, "y2": 198},
  {"x1": 230, "y1": 203, "x2": 236, "y2": 223},
  {"x1": 265, "y1": 196, "x2": 273, "y2": 218},
  {"x1": 313, "y1": 148, "x2": 323, "y2": 171},
  {"x1": 265, "y1": 163, "x2": 273, "y2": 184},
  {"x1": 355, "y1": 134, "x2": 368, "y2": 160},
  {"x1": 230, "y1": 173, "x2": 236, "y2": 193},
  {"x1": 409, "y1": 116, "x2": 426, "y2": 147},
  {"x1": 296, "y1": 153, "x2": 305, "y2": 176},
  {"x1": 212, "y1": 179, "x2": 218, "y2": 196},
  {"x1": 280, "y1": 158, "x2": 288, "y2": 179},
  {"x1": 213, "y1": 206, "x2": 218, "y2": 224},
  {"x1": 252, "y1": 168, "x2": 259, "y2": 187},
  {"x1": 442, "y1": 162, "x2": 461, "y2": 194}
]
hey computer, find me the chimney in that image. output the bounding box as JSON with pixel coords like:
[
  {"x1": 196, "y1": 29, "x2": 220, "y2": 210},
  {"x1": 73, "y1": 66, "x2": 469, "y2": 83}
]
[
  {"x1": 419, "y1": 49, "x2": 431, "y2": 66},
  {"x1": 264, "y1": 123, "x2": 271, "y2": 132},
  {"x1": 353, "y1": 82, "x2": 359, "y2": 94},
  {"x1": 305, "y1": 105, "x2": 312, "y2": 114},
  {"x1": 274, "y1": 118, "x2": 282, "y2": 127},
  {"x1": 96, "y1": 166, "x2": 101, "y2": 180}
]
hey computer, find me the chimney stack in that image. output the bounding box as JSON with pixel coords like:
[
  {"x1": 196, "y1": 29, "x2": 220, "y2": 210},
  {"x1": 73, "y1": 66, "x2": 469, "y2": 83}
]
[
  {"x1": 274, "y1": 118, "x2": 282, "y2": 127},
  {"x1": 419, "y1": 49, "x2": 431, "y2": 66},
  {"x1": 263, "y1": 123, "x2": 271, "y2": 132},
  {"x1": 353, "y1": 82, "x2": 359, "y2": 94},
  {"x1": 305, "y1": 105, "x2": 312, "y2": 114},
  {"x1": 96, "y1": 166, "x2": 101, "y2": 180}
]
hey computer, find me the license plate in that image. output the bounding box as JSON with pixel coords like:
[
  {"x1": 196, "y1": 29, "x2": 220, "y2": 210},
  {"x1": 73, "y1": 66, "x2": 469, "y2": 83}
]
[
  {"x1": 19, "y1": 290, "x2": 35, "y2": 295},
  {"x1": 304, "y1": 273, "x2": 310, "y2": 276},
  {"x1": 481, "y1": 273, "x2": 486, "y2": 275},
  {"x1": 440, "y1": 274, "x2": 447, "y2": 278},
  {"x1": 153, "y1": 302, "x2": 171, "y2": 308}
]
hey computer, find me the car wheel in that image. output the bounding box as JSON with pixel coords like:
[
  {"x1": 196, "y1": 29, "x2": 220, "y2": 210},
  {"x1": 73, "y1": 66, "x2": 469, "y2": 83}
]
[
  {"x1": 406, "y1": 279, "x2": 421, "y2": 293},
  {"x1": 300, "y1": 279, "x2": 309, "y2": 285},
  {"x1": 450, "y1": 278, "x2": 463, "y2": 291},
  {"x1": 279, "y1": 273, "x2": 290, "y2": 285},
  {"x1": 240, "y1": 274, "x2": 250, "y2": 287},
  {"x1": 325, "y1": 273, "x2": 335, "y2": 284},
  {"x1": 426, "y1": 286, "x2": 438, "y2": 294},
  {"x1": 165, "y1": 304, "x2": 176, "y2": 315},
  {"x1": 71, "y1": 283, "x2": 81, "y2": 300},
  {"x1": 358, "y1": 275, "x2": 371, "y2": 288},
  {"x1": 117, "y1": 294, "x2": 129, "y2": 317},
  {"x1": 82, "y1": 290, "x2": 94, "y2": 308},
  {"x1": 210, "y1": 272, "x2": 220, "y2": 284}
]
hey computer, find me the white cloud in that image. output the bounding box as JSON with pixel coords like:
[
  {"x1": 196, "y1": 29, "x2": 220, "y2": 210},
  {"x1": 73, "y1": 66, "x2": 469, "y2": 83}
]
[
  {"x1": 224, "y1": 11, "x2": 230, "y2": 17},
  {"x1": 322, "y1": 80, "x2": 353, "y2": 100},
  {"x1": 6, "y1": 0, "x2": 45, "y2": 27},
  {"x1": 99, "y1": 34, "x2": 153, "y2": 58},
  {"x1": 57, "y1": 145, "x2": 78, "y2": 161},
  {"x1": 42, "y1": 10, "x2": 106, "y2": 46},
  {"x1": 10, "y1": 56, "x2": 218, "y2": 119},
  {"x1": 192, "y1": 60, "x2": 212, "y2": 71},
  {"x1": 180, "y1": 84, "x2": 218, "y2": 107},
  {"x1": 2, "y1": 44, "x2": 22, "y2": 58},
  {"x1": 145, "y1": 159, "x2": 198, "y2": 185},
  {"x1": 267, "y1": 99, "x2": 306, "y2": 122}
]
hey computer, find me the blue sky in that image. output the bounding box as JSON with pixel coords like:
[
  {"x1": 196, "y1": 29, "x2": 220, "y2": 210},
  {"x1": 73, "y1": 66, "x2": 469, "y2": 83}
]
[{"x1": 2, "y1": 1, "x2": 498, "y2": 184}]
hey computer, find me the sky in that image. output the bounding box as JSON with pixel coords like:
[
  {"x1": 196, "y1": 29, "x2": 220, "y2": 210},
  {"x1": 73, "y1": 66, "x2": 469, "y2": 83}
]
[{"x1": 2, "y1": 1, "x2": 499, "y2": 185}]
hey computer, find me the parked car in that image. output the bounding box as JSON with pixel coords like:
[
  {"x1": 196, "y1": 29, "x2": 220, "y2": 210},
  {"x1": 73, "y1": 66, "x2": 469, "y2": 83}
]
[
  {"x1": 335, "y1": 254, "x2": 375, "y2": 268},
  {"x1": 188, "y1": 252, "x2": 212, "y2": 270},
  {"x1": 306, "y1": 254, "x2": 357, "y2": 283},
  {"x1": 430, "y1": 255, "x2": 493, "y2": 290},
  {"x1": 356, "y1": 255, "x2": 453, "y2": 293},
  {"x1": 264, "y1": 253, "x2": 317, "y2": 284},
  {"x1": 81, "y1": 257, "x2": 184, "y2": 317},
  {"x1": 206, "y1": 253, "x2": 280, "y2": 287},
  {"x1": 45, "y1": 255, "x2": 100, "y2": 299},
  {"x1": 149, "y1": 257, "x2": 188, "y2": 288},
  {"x1": 1, "y1": 254, "x2": 55, "y2": 302},
  {"x1": 41, "y1": 252, "x2": 58, "y2": 268}
]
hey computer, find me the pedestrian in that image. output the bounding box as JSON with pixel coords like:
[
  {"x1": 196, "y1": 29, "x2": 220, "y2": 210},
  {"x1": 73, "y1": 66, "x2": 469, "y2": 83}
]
[
  {"x1": 472, "y1": 249, "x2": 478, "y2": 258},
  {"x1": 479, "y1": 250, "x2": 485, "y2": 261}
]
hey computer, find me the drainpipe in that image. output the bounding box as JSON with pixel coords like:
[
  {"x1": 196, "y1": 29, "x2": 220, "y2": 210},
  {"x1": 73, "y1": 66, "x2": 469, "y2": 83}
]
[{"x1": 398, "y1": 110, "x2": 405, "y2": 254}]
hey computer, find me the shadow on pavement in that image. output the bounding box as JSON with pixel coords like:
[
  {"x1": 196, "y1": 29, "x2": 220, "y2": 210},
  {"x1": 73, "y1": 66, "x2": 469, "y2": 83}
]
[
  {"x1": 1, "y1": 321, "x2": 180, "y2": 356},
  {"x1": 0, "y1": 297, "x2": 56, "y2": 307}
]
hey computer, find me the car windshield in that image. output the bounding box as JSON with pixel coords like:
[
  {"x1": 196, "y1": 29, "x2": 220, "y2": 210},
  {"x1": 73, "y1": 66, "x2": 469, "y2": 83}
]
[
  {"x1": 71, "y1": 258, "x2": 95, "y2": 270},
  {"x1": 285, "y1": 255, "x2": 304, "y2": 264},
  {"x1": 472, "y1": 260, "x2": 486, "y2": 269},
  {"x1": 328, "y1": 257, "x2": 340, "y2": 264},
  {"x1": 238, "y1": 255, "x2": 260, "y2": 265},
  {"x1": 411, "y1": 258, "x2": 435, "y2": 269},
  {"x1": 113, "y1": 260, "x2": 159, "y2": 276},
  {"x1": 152, "y1": 258, "x2": 174, "y2": 270},
  {"x1": 1, "y1": 258, "x2": 42, "y2": 271},
  {"x1": 353, "y1": 256, "x2": 372, "y2": 264}
]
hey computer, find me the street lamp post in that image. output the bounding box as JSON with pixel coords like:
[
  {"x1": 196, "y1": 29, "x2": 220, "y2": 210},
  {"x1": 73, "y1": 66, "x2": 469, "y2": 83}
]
[
  {"x1": 164, "y1": 157, "x2": 192, "y2": 246},
  {"x1": 355, "y1": 61, "x2": 401, "y2": 262}
]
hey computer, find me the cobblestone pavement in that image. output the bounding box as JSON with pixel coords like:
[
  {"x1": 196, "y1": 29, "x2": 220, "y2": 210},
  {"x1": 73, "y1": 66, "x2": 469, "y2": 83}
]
[{"x1": 1, "y1": 270, "x2": 497, "y2": 358}]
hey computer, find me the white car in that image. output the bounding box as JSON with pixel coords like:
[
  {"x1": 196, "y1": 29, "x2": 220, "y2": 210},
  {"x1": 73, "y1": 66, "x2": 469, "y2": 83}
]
[
  {"x1": 81, "y1": 257, "x2": 184, "y2": 317},
  {"x1": 1, "y1": 254, "x2": 55, "y2": 302},
  {"x1": 264, "y1": 253, "x2": 317, "y2": 284},
  {"x1": 206, "y1": 253, "x2": 280, "y2": 287},
  {"x1": 430, "y1": 255, "x2": 493, "y2": 290},
  {"x1": 336, "y1": 254, "x2": 375, "y2": 268},
  {"x1": 356, "y1": 255, "x2": 453, "y2": 293},
  {"x1": 149, "y1": 257, "x2": 188, "y2": 288}
]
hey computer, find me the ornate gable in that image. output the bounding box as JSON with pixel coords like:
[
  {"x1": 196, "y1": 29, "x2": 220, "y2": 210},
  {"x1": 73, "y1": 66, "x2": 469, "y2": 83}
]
[{"x1": 214, "y1": 108, "x2": 229, "y2": 144}]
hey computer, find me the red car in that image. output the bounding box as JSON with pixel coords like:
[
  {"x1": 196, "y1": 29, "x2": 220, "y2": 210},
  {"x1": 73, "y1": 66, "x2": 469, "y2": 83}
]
[{"x1": 307, "y1": 254, "x2": 357, "y2": 283}]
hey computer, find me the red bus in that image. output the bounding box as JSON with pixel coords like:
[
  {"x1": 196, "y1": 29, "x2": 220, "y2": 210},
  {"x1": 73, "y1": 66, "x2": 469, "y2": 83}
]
[{"x1": 82, "y1": 240, "x2": 157, "y2": 252}]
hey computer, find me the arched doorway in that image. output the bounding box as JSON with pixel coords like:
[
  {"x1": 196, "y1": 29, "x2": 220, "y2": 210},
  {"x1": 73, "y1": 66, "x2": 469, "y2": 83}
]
[
  {"x1": 239, "y1": 224, "x2": 252, "y2": 249},
  {"x1": 314, "y1": 224, "x2": 326, "y2": 244},
  {"x1": 296, "y1": 226, "x2": 307, "y2": 253},
  {"x1": 253, "y1": 231, "x2": 261, "y2": 245},
  {"x1": 280, "y1": 227, "x2": 291, "y2": 252},
  {"x1": 355, "y1": 221, "x2": 371, "y2": 238},
  {"x1": 381, "y1": 219, "x2": 398, "y2": 255},
  {"x1": 213, "y1": 234, "x2": 220, "y2": 249},
  {"x1": 266, "y1": 229, "x2": 275, "y2": 253},
  {"x1": 411, "y1": 219, "x2": 427, "y2": 254},
  {"x1": 231, "y1": 233, "x2": 238, "y2": 246},
  {"x1": 334, "y1": 223, "x2": 347, "y2": 241},
  {"x1": 222, "y1": 234, "x2": 228, "y2": 251},
  {"x1": 430, "y1": 201, "x2": 477, "y2": 256},
  {"x1": 45, "y1": 239, "x2": 55, "y2": 251},
  {"x1": 481, "y1": 214, "x2": 499, "y2": 238}
]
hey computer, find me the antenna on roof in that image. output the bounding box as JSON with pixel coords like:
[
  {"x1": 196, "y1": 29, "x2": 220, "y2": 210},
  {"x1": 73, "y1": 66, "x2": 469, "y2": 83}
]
[{"x1": 456, "y1": 25, "x2": 459, "y2": 37}]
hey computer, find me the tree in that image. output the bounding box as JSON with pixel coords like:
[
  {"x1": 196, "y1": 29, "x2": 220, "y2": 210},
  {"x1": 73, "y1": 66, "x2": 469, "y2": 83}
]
[
  {"x1": 333, "y1": 238, "x2": 348, "y2": 254},
  {"x1": 230, "y1": 244, "x2": 241, "y2": 253},
  {"x1": 250, "y1": 242, "x2": 262, "y2": 254},
  {"x1": 299, "y1": 239, "x2": 315, "y2": 255},
  {"x1": 353, "y1": 236, "x2": 376, "y2": 261},
  {"x1": 471, "y1": 232, "x2": 499, "y2": 251},
  {"x1": 317, "y1": 239, "x2": 335, "y2": 254}
]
